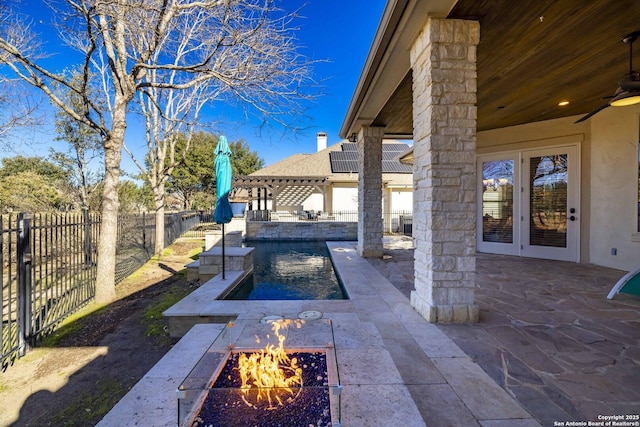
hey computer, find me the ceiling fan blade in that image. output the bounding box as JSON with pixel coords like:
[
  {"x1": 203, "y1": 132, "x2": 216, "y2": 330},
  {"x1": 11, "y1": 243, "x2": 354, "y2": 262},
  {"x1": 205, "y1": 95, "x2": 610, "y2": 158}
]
[{"x1": 574, "y1": 102, "x2": 610, "y2": 123}]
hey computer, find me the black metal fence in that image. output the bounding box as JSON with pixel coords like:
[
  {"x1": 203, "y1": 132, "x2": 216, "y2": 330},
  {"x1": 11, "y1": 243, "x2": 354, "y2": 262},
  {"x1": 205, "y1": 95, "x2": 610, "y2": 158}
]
[
  {"x1": 1, "y1": 210, "x2": 201, "y2": 368},
  {"x1": 180, "y1": 211, "x2": 221, "y2": 239}
]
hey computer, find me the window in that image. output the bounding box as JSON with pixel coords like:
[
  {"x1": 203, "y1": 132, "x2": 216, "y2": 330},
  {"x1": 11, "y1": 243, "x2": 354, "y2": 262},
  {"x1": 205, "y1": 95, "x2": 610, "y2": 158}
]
[
  {"x1": 481, "y1": 159, "x2": 514, "y2": 244},
  {"x1": 529, "y1": 154, "x2": 568, "y2": 248}
]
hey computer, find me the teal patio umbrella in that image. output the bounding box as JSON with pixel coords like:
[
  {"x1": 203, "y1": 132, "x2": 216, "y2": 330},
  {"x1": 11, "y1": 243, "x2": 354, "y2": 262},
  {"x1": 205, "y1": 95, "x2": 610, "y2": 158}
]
[{"x1": 214, "y1": 135, "x2": 233, "y2": 279}]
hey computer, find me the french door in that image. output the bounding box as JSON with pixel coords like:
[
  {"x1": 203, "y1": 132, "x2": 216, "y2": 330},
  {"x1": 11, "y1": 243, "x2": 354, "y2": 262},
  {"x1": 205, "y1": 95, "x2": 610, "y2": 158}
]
[{"x1": 478, "y1": 145, "x2": 580, "y2": 262}]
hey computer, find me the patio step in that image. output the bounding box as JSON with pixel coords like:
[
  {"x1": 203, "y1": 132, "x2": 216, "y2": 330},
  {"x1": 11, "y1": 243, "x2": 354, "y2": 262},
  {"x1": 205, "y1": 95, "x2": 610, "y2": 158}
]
[
  {"x1": 186, "y1": 260, "x2": 200, "y2": 282},
  {"x1": 163, "y1": 270, "x2": 247, "y2": 337},
  {"x1": 195, "y1": 246, "x2": 254, "y2": 282}
]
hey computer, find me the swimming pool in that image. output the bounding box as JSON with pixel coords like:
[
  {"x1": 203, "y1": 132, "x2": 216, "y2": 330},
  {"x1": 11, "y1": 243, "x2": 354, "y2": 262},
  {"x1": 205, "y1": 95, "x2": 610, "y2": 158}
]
[{"x1": 222, "y1": 240, "x2": 347, "y2": 300}]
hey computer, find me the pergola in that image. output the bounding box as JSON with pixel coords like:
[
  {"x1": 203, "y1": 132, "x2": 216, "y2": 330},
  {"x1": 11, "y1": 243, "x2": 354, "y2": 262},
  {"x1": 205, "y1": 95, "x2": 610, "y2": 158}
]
[{"x1": 232, "y1": 175, "x2": 329, "y2": 212}]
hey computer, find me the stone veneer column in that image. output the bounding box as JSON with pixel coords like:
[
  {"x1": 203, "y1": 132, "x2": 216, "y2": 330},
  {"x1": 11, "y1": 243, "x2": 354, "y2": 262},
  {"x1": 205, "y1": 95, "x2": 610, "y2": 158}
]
[
  {"x1": 409, "y1": 18, "x2": 480, "y2": 323},
  {"x1": 357, "y1": 126, "x2": 384, "y2": 258}
]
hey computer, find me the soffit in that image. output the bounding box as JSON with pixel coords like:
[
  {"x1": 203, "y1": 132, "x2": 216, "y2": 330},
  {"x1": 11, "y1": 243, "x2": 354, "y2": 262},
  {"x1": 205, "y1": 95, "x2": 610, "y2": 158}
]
[{"x1": 341, "y1": 0, "x2": 640, "y2": 136}]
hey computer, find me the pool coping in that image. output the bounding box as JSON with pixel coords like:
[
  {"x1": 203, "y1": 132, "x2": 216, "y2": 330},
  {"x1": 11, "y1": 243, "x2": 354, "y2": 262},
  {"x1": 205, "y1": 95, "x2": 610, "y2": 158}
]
[
  {"x1": 163, "y1": 242, "x2": 359, "y2": 337},
  {"x1": 223, "y1": 240, "x2": 348, "y2": 300}
]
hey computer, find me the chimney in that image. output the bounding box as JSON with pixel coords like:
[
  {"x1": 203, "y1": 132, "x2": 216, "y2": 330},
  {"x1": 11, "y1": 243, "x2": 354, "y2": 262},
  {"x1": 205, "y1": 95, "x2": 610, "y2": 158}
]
[{"x1": 316, "y1": 132, "x2": 327, "y2": 152}]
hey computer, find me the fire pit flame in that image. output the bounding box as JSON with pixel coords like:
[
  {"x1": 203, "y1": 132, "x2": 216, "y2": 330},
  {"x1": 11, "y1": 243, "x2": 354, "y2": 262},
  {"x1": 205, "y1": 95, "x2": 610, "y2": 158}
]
[{"x1": 236, "y1": 319, "x2": 305, "y2": 409}]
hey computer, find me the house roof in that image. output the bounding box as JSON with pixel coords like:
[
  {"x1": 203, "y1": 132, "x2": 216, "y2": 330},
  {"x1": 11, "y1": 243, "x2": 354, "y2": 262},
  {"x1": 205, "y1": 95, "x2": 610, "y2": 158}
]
[
  {"x1": 340, "y1": 0, "x2": 640, "y2": 138},
  {"x1": 249, "y1": 140, "x2": 413, "y2": 187}
]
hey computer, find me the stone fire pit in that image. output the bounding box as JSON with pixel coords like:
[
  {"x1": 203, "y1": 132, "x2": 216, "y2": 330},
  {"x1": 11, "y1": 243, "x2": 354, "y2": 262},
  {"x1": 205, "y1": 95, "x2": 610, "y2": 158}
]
[{"x1": 177, "y1": 318, "x2": 341, "y2": 427}]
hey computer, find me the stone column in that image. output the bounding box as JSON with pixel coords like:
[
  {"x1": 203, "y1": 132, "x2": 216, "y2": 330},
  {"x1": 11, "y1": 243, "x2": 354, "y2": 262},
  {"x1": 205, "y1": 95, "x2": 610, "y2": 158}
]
[
  {"x1": 409, "y1": 18, "x2": 480, "y2": 323},
  {"x1": 357, "y1": 126, "x2": 384, "y2": 258}
]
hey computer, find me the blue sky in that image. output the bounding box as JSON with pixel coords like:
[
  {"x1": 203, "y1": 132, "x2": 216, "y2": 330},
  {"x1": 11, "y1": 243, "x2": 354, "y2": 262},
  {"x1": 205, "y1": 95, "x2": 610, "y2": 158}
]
[
  {"x1": 209, "y1": 0, "x2": 388, "y2": 165},
  {"x1": 6, "y1": 0, "x2": 388, "y2": 171}
]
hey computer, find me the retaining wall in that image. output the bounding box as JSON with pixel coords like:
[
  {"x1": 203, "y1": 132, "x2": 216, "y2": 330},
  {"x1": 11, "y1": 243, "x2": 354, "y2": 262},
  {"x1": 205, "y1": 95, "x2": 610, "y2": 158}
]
[{"x1": 245, "y1": 221, "x2": 357, "y2": 241}]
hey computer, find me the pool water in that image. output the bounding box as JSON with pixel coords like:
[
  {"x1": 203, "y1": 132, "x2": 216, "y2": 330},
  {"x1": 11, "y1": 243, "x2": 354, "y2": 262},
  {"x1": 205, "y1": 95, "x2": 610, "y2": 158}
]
[{"x1": 223, "y1": 240, "x2": 347, "y2": 300}]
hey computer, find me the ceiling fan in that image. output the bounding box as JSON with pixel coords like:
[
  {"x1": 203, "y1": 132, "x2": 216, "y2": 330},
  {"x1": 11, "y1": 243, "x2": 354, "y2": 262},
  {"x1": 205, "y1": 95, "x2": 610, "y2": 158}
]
[{"x1": 575, "y1": 30, "x2": 640, "y2": 123}]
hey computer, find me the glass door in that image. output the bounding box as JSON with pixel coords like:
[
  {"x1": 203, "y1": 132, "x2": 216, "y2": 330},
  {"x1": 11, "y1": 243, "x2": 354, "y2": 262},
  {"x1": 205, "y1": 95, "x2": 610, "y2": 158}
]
[
  {"x1": 477, "y1": 155, "x2": 519, "y2": 255},
  {"x1": 522, "y1": 146, "x2": 579, "y2": 261},
  {"x1": 477, "y1": 145, "x2": 580, "y2": 261}
]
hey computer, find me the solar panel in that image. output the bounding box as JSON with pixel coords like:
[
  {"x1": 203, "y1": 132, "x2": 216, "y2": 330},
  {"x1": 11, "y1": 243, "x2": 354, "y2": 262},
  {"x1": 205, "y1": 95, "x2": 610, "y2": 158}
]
[
  {"x1": 383, "y1": 151, "x2": 405, "y2": 160},
  {"x1": 329, "y1": 151, "x2": 358, "y2": 173},
  {"x1": 382, "y1": 161, "x2": 413, "y2": 173},
  {"x1": 329, "y1": 143, "x2": 412, "y2": 174},
  {"x1": 383, "y1": 143, "x2": 410, "y2": 153},
  {"x1": 332, "y1": 151, "x2": 358, "y2": 161},
  {"x1": 331, "y1": 161, "x2": 359, "y2": 173}
]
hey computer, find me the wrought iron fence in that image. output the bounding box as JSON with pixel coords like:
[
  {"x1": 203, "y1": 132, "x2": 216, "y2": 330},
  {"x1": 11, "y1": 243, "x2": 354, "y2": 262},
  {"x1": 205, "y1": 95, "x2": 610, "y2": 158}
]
[
  {"x1": 1, "y1": 210, "x2": 201, "y2": 368},
  {"x1": 180, "y1": 211, "x2": 221, "y2": 239}
]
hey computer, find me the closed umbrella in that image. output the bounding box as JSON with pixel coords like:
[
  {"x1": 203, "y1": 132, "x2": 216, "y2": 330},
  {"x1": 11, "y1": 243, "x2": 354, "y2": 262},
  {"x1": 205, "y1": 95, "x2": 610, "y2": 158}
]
[{"x1": 214, "y1": 135, "x2": 233, "y2": 279}]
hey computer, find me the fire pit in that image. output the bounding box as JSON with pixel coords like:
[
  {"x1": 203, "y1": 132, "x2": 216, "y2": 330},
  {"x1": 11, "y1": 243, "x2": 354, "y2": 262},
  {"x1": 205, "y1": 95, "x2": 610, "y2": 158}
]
[{"x1": 177, "y1": 318, "x2": 341, "y2": 427}]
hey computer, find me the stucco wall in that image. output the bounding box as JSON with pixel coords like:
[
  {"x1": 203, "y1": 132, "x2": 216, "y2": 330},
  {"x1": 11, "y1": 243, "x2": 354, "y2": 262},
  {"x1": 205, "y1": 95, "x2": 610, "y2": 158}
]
[
  {"x1": 302, "y1": 192, "x2": 324, "y2": 212},
  {"x1": 588, "y1": 106, "x2": 640, "y2": 270},
  {"x1": 332, "y1": 185, "x2": 359, "y2": 211},
  {"x1": 390, "y1": 189, "x2": 413, "y2": 211},
  {"x1": 477, "y1": 106, "x2": 640, "y2": 271}
]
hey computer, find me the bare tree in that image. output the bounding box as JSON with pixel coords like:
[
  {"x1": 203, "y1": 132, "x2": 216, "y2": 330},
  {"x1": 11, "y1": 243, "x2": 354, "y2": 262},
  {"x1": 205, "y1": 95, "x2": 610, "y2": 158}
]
[
  {"x1": 51, "y1": 72, "x2": 103, "y2": 210},
  {"x1": 0, "y1": 0, "x2": 317, "y2": 303},
  {"x1": 0, "y1": 3, "x2": 43, "y2": 144},
  {"x1": 124, "y1": 75, "x2": 211, "y2": 255},
  {"x1": 0, "y1": 78, "x2": 42, "y2": 145}
]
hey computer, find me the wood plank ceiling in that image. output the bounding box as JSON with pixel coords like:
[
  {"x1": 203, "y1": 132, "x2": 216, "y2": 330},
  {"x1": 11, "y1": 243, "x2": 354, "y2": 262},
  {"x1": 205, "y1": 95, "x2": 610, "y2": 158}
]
[{"x1": 373, "y1": 0, "x2": 640, "y2": 134}]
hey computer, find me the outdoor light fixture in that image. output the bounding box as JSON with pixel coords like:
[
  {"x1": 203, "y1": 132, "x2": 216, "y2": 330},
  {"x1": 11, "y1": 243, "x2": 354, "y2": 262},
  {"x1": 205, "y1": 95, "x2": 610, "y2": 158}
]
[
  {"x1": 348, "y1": 133, "x2": 357, "y2": 142},
  {"x1": 558, "y1": 100, "x2": 570, "y2": 106},
  {"x1": 576, "y1": 30, "x2": 640, "y2": 123}
]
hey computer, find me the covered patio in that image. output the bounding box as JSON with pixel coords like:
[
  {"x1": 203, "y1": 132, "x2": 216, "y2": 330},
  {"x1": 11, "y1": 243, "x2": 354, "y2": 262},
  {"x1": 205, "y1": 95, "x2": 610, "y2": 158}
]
[
  {"x1": 367, "y1": 236, "x2": 640, "y2": 425},
  {"x1": 341, "y1": 0, "x2": 640, "y2": 324}
]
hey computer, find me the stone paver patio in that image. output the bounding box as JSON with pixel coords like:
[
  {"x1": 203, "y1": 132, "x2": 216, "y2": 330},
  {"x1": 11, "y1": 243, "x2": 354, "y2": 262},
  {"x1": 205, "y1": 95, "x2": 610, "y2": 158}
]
[{"x1": 367, "y1": 236, "x2": 640, "y2": 425}]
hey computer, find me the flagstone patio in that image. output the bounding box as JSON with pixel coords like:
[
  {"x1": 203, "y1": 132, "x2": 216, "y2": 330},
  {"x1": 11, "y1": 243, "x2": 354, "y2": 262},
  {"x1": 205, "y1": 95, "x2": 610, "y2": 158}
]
[{"x1": 367, "y1": 236, "x2": 640, "y2": 426}]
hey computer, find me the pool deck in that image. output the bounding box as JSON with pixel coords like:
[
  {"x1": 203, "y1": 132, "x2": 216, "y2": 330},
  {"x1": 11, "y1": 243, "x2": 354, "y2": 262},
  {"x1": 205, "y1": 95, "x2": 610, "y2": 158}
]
[{"x1": 98, "y1": 239, "x2": 640, "y2": 427}]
